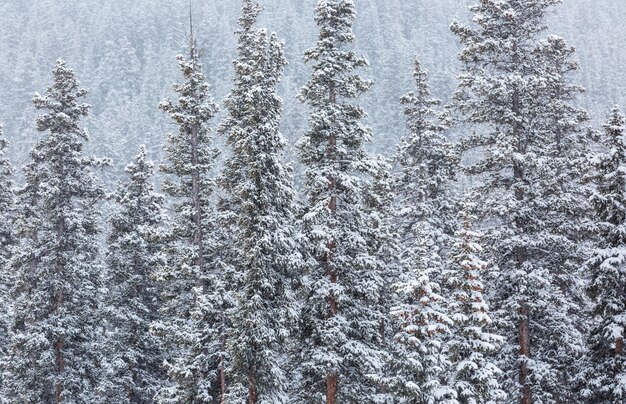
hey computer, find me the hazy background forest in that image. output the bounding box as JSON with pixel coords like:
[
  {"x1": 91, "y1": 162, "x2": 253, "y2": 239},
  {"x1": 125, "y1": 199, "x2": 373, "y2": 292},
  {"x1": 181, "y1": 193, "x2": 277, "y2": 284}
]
[{"x1": 0, "y1": 0, "x2": 624, "y2": 180}]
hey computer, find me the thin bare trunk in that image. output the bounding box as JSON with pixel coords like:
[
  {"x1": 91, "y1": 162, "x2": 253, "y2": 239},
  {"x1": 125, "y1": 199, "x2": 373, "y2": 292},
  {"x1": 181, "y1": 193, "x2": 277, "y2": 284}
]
[
  {"x1": 55, "y1": 215, "x2": 65, "y2": 404},
  {"x1": 248, "y1": 372, "x2": 257, "y2": 404},
  {"x1": 326, "y1": 374, "x2": 338, "y2": 404},
  {"x1": 325, "y1": 81, "x2": 339, "y2": 404},
  {"x1": 519, "y1": 305, "x2": 531, "y2": 404}
]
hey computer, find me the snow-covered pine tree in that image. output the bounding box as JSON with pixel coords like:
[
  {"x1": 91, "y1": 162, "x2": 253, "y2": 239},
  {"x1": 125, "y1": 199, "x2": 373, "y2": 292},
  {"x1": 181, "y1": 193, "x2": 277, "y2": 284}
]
[
  {"x1": 98, "y1": 146, "x2": 167, "y2": 403},
  {"x1": 444, "y1": 208, "x2": 505, "y2": 404},
  {"x1": 363, "y1": 156, "x2": 400, "y2": 403},
  {"x1": 0, "y1": 124, "x2": 14, "y2": 387},
  {"x1": 389, "y1": 226, "x2": 454, "y2": 403},
  {"x1": 582, "y1": 106, "x2": 626, "y2": 403},
  {"x1": 384, "y1": 57, "x2": 458, "y2": 403},
  {"x1": 1, "y1": 60, "x2": 106, "y2": 403},
  {"x1": 294, "y1": 1, "x2": 388, "y2": 402},
  {"x1": 394, "y1": 57, "x2": 458, "y2": 242},
  {"x1": 217, "y1": 1, "x2": 298, "y2": 402},
  {"x1": 531, "y1": 35, "x2": 590, "y2": 403},
  {"x1": 152, "y1": 28, "x2": 226, "y2": 403},
  {"x1": 451, "y1": 1, "x2": 588, "y2": 402}
]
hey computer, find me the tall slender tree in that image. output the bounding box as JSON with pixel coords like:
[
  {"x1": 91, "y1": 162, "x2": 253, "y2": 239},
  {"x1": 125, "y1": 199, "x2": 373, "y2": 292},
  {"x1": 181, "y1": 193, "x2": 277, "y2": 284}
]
[
  {"x1": 152, "y1": 28, "x2": 226, "y2": 403},
  {"x1": 582, "y1": 106, "x2": 626, "y2": 403},
  {"x1": 451, "y1": 1, "x2": 588, "y2": 402},
  {"x1": 384, "y1": 58, "x2": 458, "y2": 403},
  {"x1": 2, "y1": 60, "x2": 107, "y2": 403},
  {"x1": 394, "y1": 57, "x2": 457, "y2": 243},
  {"x1": 0, "y1": 124, "x2": 14, "y2": 388},
  {"x1": 98, "y1": 146, "x2": 167, "y2": 403},
  {"x1": 444, "y1": 208, "x2": 505, "y2": 404},
  {"x1": 217, "y1": 2, "x2": 299, "y2": 402},
  {"x1": 389, "y1": 226, "x2": 454, "y2": 403},
  {"x1": 294, "y1": 1, "x2": 387, "y2": 402}
]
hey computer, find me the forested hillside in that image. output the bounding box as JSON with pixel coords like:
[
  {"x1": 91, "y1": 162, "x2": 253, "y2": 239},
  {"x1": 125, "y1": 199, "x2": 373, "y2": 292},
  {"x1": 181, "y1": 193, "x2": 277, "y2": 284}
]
[{"x1": 0, "y1": 0, "x2": 624, "y2": 174}]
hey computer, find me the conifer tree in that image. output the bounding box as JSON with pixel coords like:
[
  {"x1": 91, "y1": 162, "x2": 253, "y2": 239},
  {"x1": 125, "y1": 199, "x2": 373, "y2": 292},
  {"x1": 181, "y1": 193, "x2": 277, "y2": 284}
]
[
  {"x1": 294, "y1": 1, "x2": 388, "y2": 401},
  {"x1": 2, "y1": 60, "x2": 106, "y2": 403},
  {"x1": 0, "y1": 124, "x2": 14, "y2": 386},
  {"x1": 98, "y1": 146, "x2": 167, "y2": 403},
  {"x1": 385, "y1": 58, "x2": 458, "y2": 403},
  {"x1": 217, "y1": 1, "x2": 298, "y2": 402},
  {"x1": 152, "y1": 30, "x2": 226, "y2": 403},
  {"x1": 583, "y1": 106, "x2": 626, "y2": 403},
  {"x1": 389, "y1": 227, "x2": 454, "y2": 403},
  {"x1": 395, "y1": 57, "x2": 457, "y2": 242},
  {"x1": 451, "y1": 1, "x2": 588, "y2": 402},
  {"x1": 444, "y1": 208, "x2": 505, "y2": 404}
]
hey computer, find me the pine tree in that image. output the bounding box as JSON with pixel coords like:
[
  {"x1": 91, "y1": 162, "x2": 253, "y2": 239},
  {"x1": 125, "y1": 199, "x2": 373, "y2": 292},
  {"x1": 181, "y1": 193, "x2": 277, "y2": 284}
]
[
  {"x1": 362, "y1": 156, "x2": 400, "y2": 404},
  {"x1": 582, "y1": 107, "x2": 626, "y2": 403},
  {"x1": 444, "y1": 208, "x2": 505, "y2": 404},
  {"x1": 98, "y1": 146, "x2": 167, "y2": 403},
  {"x1": 395, "y1": 57, "x2": 457, "y2": 242},
  {"x1": 389, "y1": 226, "x2": 454, "y2": 403},
  {"x1": 0, "y1": 124, "x2": 14, "y2": 388},
  {"x1": 294, "y1": 1, "x2": 387, "y2": 401},
  {"x1": 384, "y1": 58, "x2": 458, "y2": 403},
  {"x1": 451, "y1": 1, "x2": 588, "y2": 402},
  {"x1": 217, "y1": 1, "x2": 298, "y2": 402},
  {"x1": 151, "y1": 30, "x2": 226, "y2": 403},
  {"x1": 2, "y1": 60, "x2": 107, "y2": 403}
]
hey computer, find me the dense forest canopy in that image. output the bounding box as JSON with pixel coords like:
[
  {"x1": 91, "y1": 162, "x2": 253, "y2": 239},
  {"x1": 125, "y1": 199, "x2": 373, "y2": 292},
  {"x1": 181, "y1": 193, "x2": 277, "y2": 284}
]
[{"x1": 1, "y1": 1, "x2": 626, "y2": 403}]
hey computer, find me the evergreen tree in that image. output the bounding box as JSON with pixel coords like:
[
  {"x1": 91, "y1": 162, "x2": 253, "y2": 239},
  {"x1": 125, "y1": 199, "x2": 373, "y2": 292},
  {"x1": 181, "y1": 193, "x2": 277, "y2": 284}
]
[
  {"x1": 395, "y1": 57, "x2": 457, "y2": 242},
  {"x1": 152, "y1": 30, "x2": 226, "y2": 403},
  {"x1": 363, "y1": 156, "x2": 400, "y2": 403},
  {"x1": 217, "y1": 1, "x2": 298, "y2": 402},
  {"x1": 294, "y1": 1, "x2": 387, "y2": 401},
  {"x1": 98, "y1": 146, "x2": 167, "y2": 403},
  {"x1": 444, "y1": 208, "x2": 505, "y2": 404},
  {"x1": 384, "y1": 58, "x2": 458, "y2": 403},
  {"x1": 582, "y1": 107, "x2": 626, "y2": 403},
  {"x1": 389, "y1": 226, "x2": 454, "y2": 403},
  {"x1": 2, "y1": 60, "x2": 106, "y2": 403},
  {"x1": 0, "y1": 124, "x2": 14, "y2": 387},
  {"x1": 451, "y1": 1, "x2": 588, "y2": 402}
]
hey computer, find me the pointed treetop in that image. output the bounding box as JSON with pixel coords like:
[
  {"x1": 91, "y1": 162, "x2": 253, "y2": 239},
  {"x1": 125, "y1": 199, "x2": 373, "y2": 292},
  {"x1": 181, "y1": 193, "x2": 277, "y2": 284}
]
[{"x1": 239, "y1": 0, "x2": 262, "y2": 32}]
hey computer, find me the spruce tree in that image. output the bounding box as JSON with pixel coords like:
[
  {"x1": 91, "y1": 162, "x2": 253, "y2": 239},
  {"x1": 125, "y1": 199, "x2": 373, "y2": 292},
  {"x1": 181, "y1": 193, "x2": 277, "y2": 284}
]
[
  {"x1": 98, "y1": 146, "x2": 167, "y2": 403},
  {"x1": 217, "y1": 1, "x2": 298, "y2": 402},
  {"x1": 395, "y1": 57, "x2": 457, "y2": 241},
  {"x1": 451, "y1": 1, "x2": 588, "y2": 402},
  {"x1": 2, "y1": 60, "x2": 106, "y2": 403},
  {"x1": 583, "y1": 106, "x2": 626, "y2": 403},
  {"x1": 0, "y1": 124, "x2": 14, "y2": 387},
  {"x1": 444, "y1": 208, "x2": 505, "y2": 404},
  {"x1": 152, "y1": 31, "x2": 226, "y2": 403},
  {"x1": 294, "y1": 1, "x2": 387, "y2": 401},
  {"x1": 385, "y1": 58, "x2": 458, "y2": 403},
  {"x1": 389, "y1": 227, "x2": 454, "y2": 403}
]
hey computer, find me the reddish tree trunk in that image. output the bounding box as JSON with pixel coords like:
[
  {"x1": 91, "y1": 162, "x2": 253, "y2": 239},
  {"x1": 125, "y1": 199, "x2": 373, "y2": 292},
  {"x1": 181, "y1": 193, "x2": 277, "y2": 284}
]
[
  {"x1": 326, "y1": 374, "x2": 338, "y2": 404},
  {"x1": 325, "y1": 82, "x2": 339, "y2": 404},
  {"x1": 248, "y1": 372, "x2": 257, "y2": 404},
  {"x1": 519, "y1": 305, "x2": 531, "y2": 404}
]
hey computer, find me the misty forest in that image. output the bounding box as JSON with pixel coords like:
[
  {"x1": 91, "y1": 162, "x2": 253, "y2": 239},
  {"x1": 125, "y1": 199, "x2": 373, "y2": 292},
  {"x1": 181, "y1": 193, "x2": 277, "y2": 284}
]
[{"x1": 0, "y1": 0, "x2": 626, "y2": 403}]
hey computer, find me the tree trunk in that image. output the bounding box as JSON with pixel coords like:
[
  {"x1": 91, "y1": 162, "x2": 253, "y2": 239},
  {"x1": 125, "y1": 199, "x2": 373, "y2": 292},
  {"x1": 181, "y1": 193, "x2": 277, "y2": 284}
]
[
  {"x1": 325, "y1": 81, "x2": 339, "y2": 404},
  {"x1": 248, "y1": 372, "x2": 257, "y2": 404},
  {"x1": 326, "y1": 374, "x2": 338, "y2": 404},
  {"x1": 55, "y1": 215, "x2": 66, "y2": 404},
  {"x1": 519, "y1": 305, "x2": 531, "y2": 404}
]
